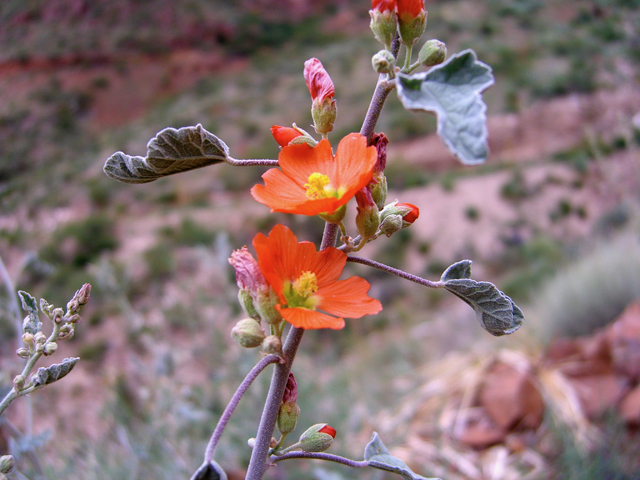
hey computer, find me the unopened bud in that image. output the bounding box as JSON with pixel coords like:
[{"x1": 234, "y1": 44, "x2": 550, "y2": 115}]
[
  {"x1": 52, "y1": 308, "x2": 64, "y2": 324},
  {"x1": 304, "y1": 58, "x2": 337, "y2": 135},
  {"x1": 66, "y1": 313, "x2": 81, "y2": 324},
  {"x1": 397, "y1": 0, "x2": 427, "y2": 46},
  {"x1": 299, "y1": 423, "x2": 336, "y2": 453},
  {"x1": 22, "y1": 332, "x2": 34, "y2": 346},
  {"x1": 370, "y1": 1, "x2": 398, "y2": 50},
  {"x1": 231, "y1": 319, "x2": 266, "y2": 348},
  {"x1": 58, "y1": 324, "x2": 74, "y2": 340},
  {"x1": 16, "y1": 348, "x2": 30, "y2": 359},
  {"x1": 379, "y1": 214, "x2": 403, "y2": 237},
  {"x1": 43, "y1": 342, "x2": 58, "y2": 356},
  {"x1": 34, "y1": 332, "x2": 46, "y2": 345},
  {"x1": 13, "y1": 375, "x2": 25, "y2": 389},
  {"x1": 372, "y1": 50, "x2": 395, "y2": 74},
  {"x1": 0, "y1": 455, "x2": 15, "y2": 474},
  {"x1": 277, "y1": 403, "x2": 301, "y2": 435},
  {"x1": 254, "y1": 290, "x2": 283, "y2": 325},
  {"x1": 35, "y1": 343, "x2": 44, "y2": 354},
  {"x1": 355, "y1": 188, "x2": 380, "y2": 242},
  {"x1": 40, "y1": 298, "x2": 54, "y2": 317},
  {"x1": 396, "y1": 202, "x2": 420, "y2": 226},
  {"x1": 238, "y1": 289, "x2": 260, "y2": 321},
  {"x1": 418, "y1": 39, "x2": 446, "y2": 67},
  {"x1": 262, "y1": 335, "x2": 282, "y2": 355},
  {"x1": 248, "y1": 438, "x2": 256, "y2": 448}
]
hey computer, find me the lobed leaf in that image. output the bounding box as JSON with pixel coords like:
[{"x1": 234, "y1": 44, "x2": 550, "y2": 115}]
[
  {"x1": 443, "y1": 274, "x2": 524, "y2": 336},
  {"x1": 104, "y1": 124, "x2": 230, "y2": 184},
  {"x1": 31, "y1": 357, "x2": 79, "y2": 388},
  {"x1": 19, "y1": 291, "x2": 41, "y2": 335},
  {"x1": 364, "y1": 433, "x2": 440, "y2": 480},
  {"x1": 396, "y1": 50, "x2": 494, "y2": 165},
  {"x1": 190, "y1": 461, "x2": 228, "y2": 480}
]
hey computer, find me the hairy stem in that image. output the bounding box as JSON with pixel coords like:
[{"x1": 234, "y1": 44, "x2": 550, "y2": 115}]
[
  {"x1": 270, "y1": 451, "x2": 368, "y2": 468},
  {"x1": 347, "y1": 256, "x2": 445, "y2": 289},
  {"x1": 245, "y1": 327, "x2": 305, "y2": 480},
  {"x1": 226, "y1": 157, "x2": 279, "y2": 167},
  {"x1": 360, "y1": 80, "x2": 395, "y2": 143},
  {"x1": 203, "y1": 354, "x2": 281, "y2": 463}
]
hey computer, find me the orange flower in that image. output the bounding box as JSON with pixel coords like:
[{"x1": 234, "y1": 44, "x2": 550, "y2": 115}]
[
  {"x1": 251, "y1": 133, "x2": 377, "y2": 217},
  {"x1": 252, "y1": 225, "x2": 382, "y2": 330},
  {"x1": 397, "y1": 0, "x2": 424, "y2": 19}
]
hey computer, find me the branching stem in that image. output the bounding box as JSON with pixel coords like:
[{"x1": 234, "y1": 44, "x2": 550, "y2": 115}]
[
  {"x1": 347, "y1": 256, "x2": 445, "y2": 289},
  {"x1": 203, "y1": 354, "x2": 281, "y2": 463}
]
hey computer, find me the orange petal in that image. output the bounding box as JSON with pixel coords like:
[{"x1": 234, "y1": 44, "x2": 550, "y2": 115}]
[
  {"x1": 316, "y1": 277, "x2": 382, "y2": 318},
  {"x1": 277, "y1": 305, "x2": 345, "y2": 330},
  {"x1": 278, "y1": 140, "x2": 335, "y2": 187},
  {"x1": 334, "y1": 133, "x2": 376, "y2": 194}
]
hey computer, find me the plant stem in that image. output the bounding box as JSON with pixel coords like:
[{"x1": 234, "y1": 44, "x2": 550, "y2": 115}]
[
  {"x1": 203, "y1": 354, "x2": 281, "y2": 463},
  {"x1": 270, "y1": 451, "x2": 368, "y2": 468},
  {"x1": 347, "y1": 256, "x2": 445, "y2": 289},
  {"x1": 360, "y1": 79, "x2": 395, "y2": 143},
  {"x1": 245, "y1": 326, "x2": 305, "y2": 480},
  {"x1": 226, "y1": 157, "x2": 279, "y2": 167}
]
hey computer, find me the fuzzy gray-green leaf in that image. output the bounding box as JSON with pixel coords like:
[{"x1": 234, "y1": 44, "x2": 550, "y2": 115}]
[
  {"x1": 444, "y1": 279, "x2": 523, "y2": 336},
  {"x1": 190, "y1": 461, "x2": 228, "y2": 480},
  {"x1": 104, "y1": 124, "x2": 229, "y2": 184},
  {"x1": 19, "y1": 291, "x2": 41, "y2": 335},
  {"x1": 396, "y1": 49, "x2": 494, "y2": 165},
  {"x1": 31, "y1": 357, "x2": 79, "y2": 388},
  {"x1": 441, "y1": 260, "x2": 472, "y2": 282},
  {"x1": 364, "y1": 433, "x2": 440, "y2": 480}
]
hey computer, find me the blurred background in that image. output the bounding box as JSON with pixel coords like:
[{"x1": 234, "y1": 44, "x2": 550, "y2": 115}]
[{"x1": 1, "y1": 0, "x2": 640, "y2": 478}]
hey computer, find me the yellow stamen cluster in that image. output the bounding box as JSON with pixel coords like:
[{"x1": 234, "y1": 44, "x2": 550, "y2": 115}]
[
  {"x1": 304, "y1": 173, "x2": 331, "y2": 199},
  {"x1": 292, "y1": 271, "x2": 319, "y2": 298}
]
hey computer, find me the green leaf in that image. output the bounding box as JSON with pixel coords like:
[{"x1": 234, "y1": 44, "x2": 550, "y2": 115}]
[
  {"x1": 396, "y1": 50, "x2": 494, "y2": 165},
  {"x1": 190, "y1": 461, "x2": 228, "y2": 480},
  {"x1": 104, "y1": 124, "x2": 230, "y2": 184},
  {"x1": 440, "y1": 259, "x2": 472, "y2": 282},
  {"x1": 31, "y1": 357, "x2": 79, "y2": 388},
  {"x1": 18, "y1": 291, "x2": 41, "y2": 335},
  {"x1": 364, "y1": 433, "x2": 440, "y2": 480},
  {"x1": 443, "y1": 273, "x2": 524, "y2": 336}
]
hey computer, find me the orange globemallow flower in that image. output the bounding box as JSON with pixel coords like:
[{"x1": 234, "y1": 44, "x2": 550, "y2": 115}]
[
  {"x1": 397, "y1": 0, "x2": 424, "y2": 19},
  {"x1": 253, "y1": 224, "x2": 382, "y2": 329},
  {"x1": 251, "y1": 133, "x2": 377, "y2": 217}
]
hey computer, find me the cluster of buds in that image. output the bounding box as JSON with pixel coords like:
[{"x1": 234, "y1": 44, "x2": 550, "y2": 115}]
[
  {"x1": 370, "y1": 0, "x2": 427, "y2": 49},
  {"x1": 304, "y1": 58, "x2": 336, "y2": 136},
  {"x1": 228, "y1": 247, "x2": 283, "y2": 353}
]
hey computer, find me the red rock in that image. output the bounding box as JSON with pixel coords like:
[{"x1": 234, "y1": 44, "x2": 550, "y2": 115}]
[
  {"x1": 479, "y1": 362, "x2": 544, "y2": 431},
  {"x1": 566, "y1": 374, "x2": 628, "y2": 420},
  {"x1": 619, "y1": 384, "x2": 640, "y2": 425},
  {"x1": 458, "y1": 414, "x2": 507, "y2": 449}
]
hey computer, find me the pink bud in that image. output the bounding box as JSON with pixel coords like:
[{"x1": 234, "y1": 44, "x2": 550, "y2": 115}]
[
  {"x1": 303, "y1": 58, "x2": 335, "y2": 103},
  {"x1": 229, "y1": 247, "x2": 268, "y2": 292},
  {"x1": 282, "y1": 372, "x2": 298, "y2": 406}
]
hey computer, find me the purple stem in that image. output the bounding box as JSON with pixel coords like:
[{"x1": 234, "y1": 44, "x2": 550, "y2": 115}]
[
  {"x1": 347, "y1": 256, "x2": 444, "y2": 289},
  {"x1": 226, "y1": 158, "x2": 279, "y2": 167},
  {"x1": 270, "y1": 452, "x2": 369, "y2": 468},
  {"x1": 203, "y1": 354, "x2": 281, "y2": 463}
]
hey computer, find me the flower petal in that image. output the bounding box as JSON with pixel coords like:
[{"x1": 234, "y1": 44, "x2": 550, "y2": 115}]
[
  {"x1": 316, "y1": 277, "x2": 382, "y2": 318},
  {"x1": 277, "y1": 305, "x2": 345, "y2": 330},
  {"x1": 333, "y1": 134, "x2": 377, "y2": 195}
]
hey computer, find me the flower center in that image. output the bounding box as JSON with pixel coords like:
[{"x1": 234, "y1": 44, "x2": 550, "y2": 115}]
[
  {"x1": 304, "y1": 173, "x2": 333, "y2": 199},
  {"x1": 283, "y1": 271, "x2": 319, "y2": 310}
]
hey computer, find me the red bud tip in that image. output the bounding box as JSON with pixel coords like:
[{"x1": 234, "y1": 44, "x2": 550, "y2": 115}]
[
  {"x1": 397, "y1": 203, "x2": 419, "y2": 224},
  {"x1": 303, "y1": 58, "x2": 335, "y2": 103},
  {"x1": 372, "y1": 0, "x2": 396, "y2": 12},
  {"x1": 282, "y1": 372, "x2": 298, "y2": 405},
  {"x1": 318, "y1": 425, "x2": 336, "y2": 438},
  {"x1": 397, "y1": 0, "x2": 424, "y2": 18},
  {"x1": 271, "y1": 126, "x2": 303, "y2": 147}
]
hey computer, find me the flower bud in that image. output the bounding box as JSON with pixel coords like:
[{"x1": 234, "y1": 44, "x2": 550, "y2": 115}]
[
  {"x1": 396, "y1": 202, "x2": 420, "y2": 226},
  {"x1": 58, "y1": 324, "x2": 74, "y2": 340},
  {"x1": 379, "y1": 214, "x2": 403, "y2": 237},
  {"x1": 0, "y1": 455, "x2": 15, "y2": 474},
  {"x1": 34, "y1": 332, "x2": 46, "y2": 345},
  {"x1": 298, "y1": 423, "x2": 336, "y2": 453},
  {"x1": 271, "y1": 125, "x2": 303, "y2": 147},
  {"x1": 238, "y1": 289, "x2": 260, "y2": 321},
  {"x1": 397, "y1": 0, "x2": 427, "y2": 46},
  {"x1": 355, "y1": 188, "x2": 380, "y2": 242},
  {"x1": 370, "y1": 0, "x2": 398, "y2": 50},
  {"x1": 16, "y1": 348, "x2": 30, "y2": 359},
  {"x1": 231, "y1": 319, "x2": 266, "y2": 348},
  {"x1": 262, "y1": 335, "x2": 283, "y2": 355},
  {"x1": 13, "y1": 375, "x2": 25, "y2": 389},
  {"x1": 304, "y1": 58, "x2": 337, "y2": 135},
  {"x1": 43, "y1": 342, "x2": 58, "y2": 356},
  {"x1": 277, "y1": 373, "x2": 300, "y2": 435},
  {"x1": 418, "y1": 39, "x2": 446, "y2": 67},
  {"x1": 66, "y1": 313, "x2": 81, "y2": 324},
  {"x1": 254, "y1": 289, "x2": 283, "y2": 325},
  {"x1": 22, "y1": 332, "x2": 34, "y2": 347},
  {"x1": 372, "y1": 50, "x2": 395, "y2": 74},
  {"x1": 370, "y1": 172, "x2": 388, "y2": 211},
  {"x1": 52, "y1": 307, "x2": 64, "y2": 324}
]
